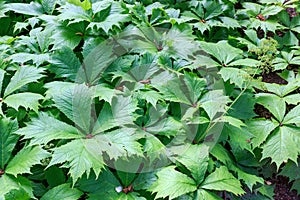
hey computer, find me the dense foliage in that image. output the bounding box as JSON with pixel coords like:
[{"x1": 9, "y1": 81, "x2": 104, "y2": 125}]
[{"x1": 0, "y1": 0, "x2": 299, "y2": 199}]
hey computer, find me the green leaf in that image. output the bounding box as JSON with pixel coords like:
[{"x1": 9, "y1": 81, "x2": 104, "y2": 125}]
[
  {"x1": 4, "y1": 92, "x2": 43, "y2": 112},
  {"x1": 283, "y1": 104, "x2": 300, "y2": 124},
  {"x1": 45, "y1": 166, "x2": 66, "y2": 188},
  {"x1": 196, "y1": 189, "x2": 222, "y2": 200},
  {"x1": 199, "y1": 41, "x2": 243, "y2": 65},
  {"x1": 227, "y1": 93, "x2": 257, "y2": 120},
  {"x1": 6, "y1": 146, "x2": 50, "y2": 176},
  {"x1": 149, "y1": 166, "x2": 197, "y2": 199},
  {"x1": 48, "y1": 139, "x2": 105, "y2": 185},
  {"x1": 42, "y1": 0, "x2": 57, "y2": 14},
  {"x1": 256, "y1": 93, "x2": 286, "y2": 122},
  {"x1": 200, "y1": 166, "x2": 245, "y2": 195},
  {"x1": 92, "y1": 128, "x2": 143, "y2": 160},
  {"x1": 41, "y1": 183, "x2": 83, "y2": 200},
  {"x1": 200, "y1": 90, "x2": 230, "y2": 120},
  {"x1": 15, "y1": 112, "x2": 81, "y2": 146},
  {"x1": 9, "y1": 53, "x2": 50, "y2": 66},
  {"x1": 49, "y1": 46, "x2": 81, "y2": 81},
  {"x1": 0, "y1": 118, "x2": 18, "y2": 169},
  {"x1": 0, "y1": 175, "x2": 31, "y2": 199},
  {"x1": 261, "y1": 126, "x2": 300, "y2": 168},
  {"x1": 67, "y1": 0, "x2": 91, "y2": 10},
  {"x1": 6, "y1": 2, "x2": 44, "y2": 16},
  {"x1": 58, "y1": 3, "x2": 91, "y2": 24},
  {"x1": 173, "y1": 144, "x2": 209, "y2": 185},
  {"x1": 4, "y1": 66, "x2": 45, "y2": 97},
  {"x1": 45, "y1": 83, "x2": 92, "y2": 133},
  {"x1": 246, "y1": 119, "x2": 278, "y2": 148},
  {"x1": 219, "y1": 67, "x2": 250, "y2": 89}
]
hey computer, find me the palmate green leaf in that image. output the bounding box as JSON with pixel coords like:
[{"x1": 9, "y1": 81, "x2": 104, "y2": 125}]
[
  {"x1": 261, "y1": 126, "x2": 300, "y2": 168},
  {"x1": 5, "y1": 146, "x2": 50, "y2": 176},
  {"x1": 93, "y1": 95, "x2": 138, "y2": 134},
  {"x1": 15, "y1": 112, "x2": 82, "y2": 146},
  {"x1": 4, "y1": 92, "x2": 43, "y2": 112},
  {"x1": 245, "y1": 119, "x2": 278, "y2": 149},
  {"x1": 49, "y1": 46, "x2": 81, "y2": 81},
  {"x1": 93, "y1": 84, "x2": 116, "y2": 104},
  {"x1": 87, "y1": 1, "x2": 130, "y2": 34},
  {"x1": 256, "y1": 93, "x2": 286, "y2": 122},
  {"x1": 48, "y1": 139, "x2": 105, "y2": 185},
  {"x1": 200, "y1": 166, "x2": 245, "y2": 196},
  {"x1": 5, "y1": 2, "x2": 44, "y2": 16},
  {"x1": 40, "y1": 183, "x2": 83, "y2": 200},
  {"x1": 199, "y1": 41, "x2": 243, "y2": 65},
  {"x1": 58, "y1": 3, "x2": 92, "y2": 24},
  {"x1": 0, "y1": 118, "x2": 18, "y2": 169},
  {"x1": 4, "y1": 66, "x2": 45, "y2": 97},
  {"x1": 45, "y1": 82, "x2": 92, "y2": 133},
  {"x1": 173, "y1": 144, "x2": 209, "y2": 185},
  {"x1": 0, "y1": 174, "x2": 34, "y2": 199},
  {"x1": 149, "y1": 166, "x2": 197, "y2": 200},
  {"x1": 210, "y1": 145, "x2": 264, "y2": 191}
]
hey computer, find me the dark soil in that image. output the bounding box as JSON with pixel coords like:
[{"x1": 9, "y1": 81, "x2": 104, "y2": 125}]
[
  {"x1": 262, "y1": 72, "x2": 288, "y2": 84},
  {"x1": 273, "y1": 176, "x2": 300, "y2": 200},
  {"x1": 254, "y1": 104, "x2": 274, "y2": 119}
]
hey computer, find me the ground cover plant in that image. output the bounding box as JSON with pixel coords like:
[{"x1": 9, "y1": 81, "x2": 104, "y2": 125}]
[{"x1": 0, "y1": 0, "x2": 299, "y2": 199}]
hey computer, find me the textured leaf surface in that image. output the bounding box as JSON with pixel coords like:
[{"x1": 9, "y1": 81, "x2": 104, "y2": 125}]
[
  {"x1": 0, "y1": 118, "x2": 18, "y2": 168},
  {"x1": 4, "y1": 66, "x2": 44, "y2": 97},
  {"x1": 149, "y1": 166, "x2": 197, "y2": 199},
  {"x1": 6, "y1": 146, "x2": 50, "y2": 176},
  {"x1": 41, "y1": 183, "x2": 83, "y2": 200},
  {"x1": 201, "y1": 166, "x2": 245, "y2": 195},
  {"x1": 16, "y1": 112, "x2": 81, "y2": 145},
  {"x1": 262, "y1": 126, "x2": 300, "y2": 168},
  {"x1": 48, "y1": 139, "x2": 105, "y2": 184},
  {"x1": 4, "y1": 92, "x2": 43, "y2": 112}
]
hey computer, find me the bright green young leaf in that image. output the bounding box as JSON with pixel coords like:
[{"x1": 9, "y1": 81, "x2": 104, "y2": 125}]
[
  {"x1": 15, "y1": 112, "x2": 82, "y2": 146},
  {"x1": 6, "y1": 146, "x2": 50, "y2": 176},
  {"x1": 262, "y1": 126, "x2": 300, "y2": 168},
  {"x1": 48, "y1": 139, "x2": 105, "y2": 185},
  {"x1": 200, "y1": 166, "x2": 245, "y2": 196},
  {"x1": 4, "y1": 92, "x2": 43, "y2": 112},
  {"x1": 149, "y1": 166, "x2": 197, "y2": 199},
  {"x1": 40, "y1": 183, "x2": 83, "y2": 200},
  {"x1": 196, "y1": 189, "x2": 222, "y2": 200},
  {"x1": 4, "y1": 66, "x2": 45, "y2": 97},
  {"x1": 68, "y1": 0, "x2": 91, "y2": 10},
  {"x1": 0, "y1": 118, "x2": 18, "y2": 169}
]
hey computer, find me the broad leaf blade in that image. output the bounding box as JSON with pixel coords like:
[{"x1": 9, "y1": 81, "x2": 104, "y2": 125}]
[
  {"x1": 0, "y1": 118, "x2": 18, "y2": 168},
  {"x1": 4, "y1": 92, "x2": 43, "y2": 112},
  {"x1": 200, "y1": 166, "x2": 245, "y2": 196},
  {"x1": 4, "y1": 66, "x2": 44, "y2": 97},
  {"x1": 6, "y1": 146, "x2": 50, "y2": 176},
  {"x1": 41, "y1": 183, "x2": 83, "y2": 200},
  {"x1": 15, "y1": 112, "x2": 82, "y2": 146},
  {"x1": 149, "y1": 166, "x2": 197, "y2": 200}
]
